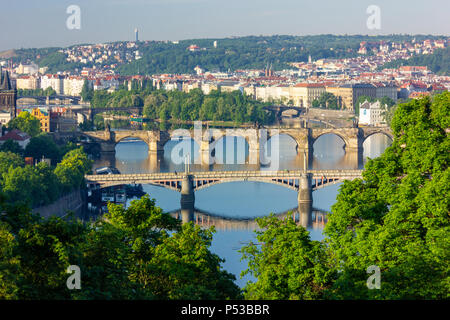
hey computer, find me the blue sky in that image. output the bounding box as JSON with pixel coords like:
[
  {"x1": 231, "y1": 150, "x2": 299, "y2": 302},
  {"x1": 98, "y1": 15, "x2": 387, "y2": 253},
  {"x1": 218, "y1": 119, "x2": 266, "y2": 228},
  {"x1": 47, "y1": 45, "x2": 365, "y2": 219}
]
[{"x1": 1, "y1": 0, "x2": 449, "y2": 51}]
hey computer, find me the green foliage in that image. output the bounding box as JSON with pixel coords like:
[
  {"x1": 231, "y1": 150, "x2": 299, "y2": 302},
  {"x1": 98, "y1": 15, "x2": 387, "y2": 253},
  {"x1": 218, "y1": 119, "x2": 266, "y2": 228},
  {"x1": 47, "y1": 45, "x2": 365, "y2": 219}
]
[
  {"x1": 0, "y1": 195, "x2": 241, "y2": 300},
  {"x1": 25, "y1": 133, "x2": 61, "y2": 164},
  {"x1": 0, "y1": 140, "x2": 24, "y2": 156},
  {"x1": 7, "y1": 111, "x2": 40, "y2": 137},
  {"x1": 80, "y1": 80, "x2": 93, "y2": 102},
  {"x1": 312, "y1": 92, "x2": 339, "y2": 110},
  {"x1": 86, "y1": 87, "x2": 274, "y2": 125},
  {"x1": 324, "y1": 92, "x2": 450, "y2": 299},
  {"x1": 0, "y1": 221, "x2": 20, "y2": 299},
  {"x1": 240, "y1": 214, "x2": 333, "y2": 299},
  {"x1": 37, "y1": 51, "x2": 88, "y2": 74},
  {"x1": 116, "y1": 35, "x2": 441, "y2": 75},
  {"x1": 54, "y1": 148, "x2": 93, "y2": 194},
  {"x1": 0, "y1": 152, "x2": 24, "y2": 177},
  {"x1": 17, "y1": 88, "x2": 56, "y2": 97},
  {"x1": 1, "y1": 162, "x2": 60, "y2": 208},
  {"x1": 241, "y1": 93, "x2": 449, "y2": 300},
  {"x1": 0, "y1": 147, "x2": 91, "y2": 208}
]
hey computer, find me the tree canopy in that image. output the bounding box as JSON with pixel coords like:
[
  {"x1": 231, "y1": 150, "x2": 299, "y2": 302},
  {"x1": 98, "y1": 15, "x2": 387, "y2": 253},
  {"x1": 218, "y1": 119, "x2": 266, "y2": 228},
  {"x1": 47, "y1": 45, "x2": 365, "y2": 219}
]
[
  {"x1": 0, "y1": 195, "x2": 241, "y2": 300},
  {"x1": 7, "y1": 111, "x2": 40, "y2": 137},
  {"x1": 241, "y1": 92, "x2": 449, "y2": 299}
]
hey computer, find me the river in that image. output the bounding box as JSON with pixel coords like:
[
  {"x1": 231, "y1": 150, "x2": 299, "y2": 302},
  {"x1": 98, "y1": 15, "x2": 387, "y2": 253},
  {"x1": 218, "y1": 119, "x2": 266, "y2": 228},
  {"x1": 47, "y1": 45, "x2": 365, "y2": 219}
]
[{"x1": 92, "y1": 132, "x2": 391, "y2": 287}]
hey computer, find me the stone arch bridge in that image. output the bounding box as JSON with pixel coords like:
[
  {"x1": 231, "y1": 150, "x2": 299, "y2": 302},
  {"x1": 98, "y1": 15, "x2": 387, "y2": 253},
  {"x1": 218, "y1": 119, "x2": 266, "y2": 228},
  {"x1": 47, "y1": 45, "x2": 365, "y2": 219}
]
[{"x1": 80, "y1": 126, "x2": 393, "y2": 162}]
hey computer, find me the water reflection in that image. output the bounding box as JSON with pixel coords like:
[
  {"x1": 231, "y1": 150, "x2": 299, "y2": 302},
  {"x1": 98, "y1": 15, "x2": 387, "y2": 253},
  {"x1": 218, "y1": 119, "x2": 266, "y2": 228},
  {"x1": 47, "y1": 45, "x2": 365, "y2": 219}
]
[{"x1": 168, "y1": 207, "x2": 327, "y2": 231}]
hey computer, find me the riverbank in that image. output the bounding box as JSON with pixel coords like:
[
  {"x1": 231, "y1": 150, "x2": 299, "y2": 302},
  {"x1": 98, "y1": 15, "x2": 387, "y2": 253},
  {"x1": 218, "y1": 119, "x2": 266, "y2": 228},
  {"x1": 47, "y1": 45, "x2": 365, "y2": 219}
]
[{"x1": 32, "y1": 189, "x2": 84, "y2": 219}]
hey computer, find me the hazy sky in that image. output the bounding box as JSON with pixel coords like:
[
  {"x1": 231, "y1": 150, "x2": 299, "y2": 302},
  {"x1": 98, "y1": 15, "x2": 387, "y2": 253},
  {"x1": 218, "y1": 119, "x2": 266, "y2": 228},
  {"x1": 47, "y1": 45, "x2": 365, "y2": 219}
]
[{"x1": 1, "y1": 0, "x2": 449, "y2": 51}]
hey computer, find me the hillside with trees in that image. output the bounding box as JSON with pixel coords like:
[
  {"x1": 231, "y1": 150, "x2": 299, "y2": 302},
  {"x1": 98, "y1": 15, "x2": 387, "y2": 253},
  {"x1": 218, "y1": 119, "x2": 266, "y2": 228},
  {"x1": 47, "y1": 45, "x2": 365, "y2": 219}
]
[
  {"x1": 82, "y1": 82, "x2": 276, "y2": 127},
  {"x1": 6, "y1": 35, "x2": 446, "y2": 75}
]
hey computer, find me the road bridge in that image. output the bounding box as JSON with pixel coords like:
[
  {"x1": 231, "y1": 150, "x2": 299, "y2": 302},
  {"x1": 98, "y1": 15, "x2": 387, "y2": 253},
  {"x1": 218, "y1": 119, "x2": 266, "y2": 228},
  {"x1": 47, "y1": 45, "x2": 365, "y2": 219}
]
[{"x1": 17, "y1": 95, "x2": 81, "y2": 105}]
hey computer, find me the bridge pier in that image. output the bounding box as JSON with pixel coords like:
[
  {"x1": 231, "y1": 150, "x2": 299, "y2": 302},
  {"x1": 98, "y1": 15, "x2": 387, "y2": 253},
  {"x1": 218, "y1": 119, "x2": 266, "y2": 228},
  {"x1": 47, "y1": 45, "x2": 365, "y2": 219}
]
[
  {"x1": 148, "y1": 140, "x2": 164, "y2": 154},
  {"x1": 180, "y1": 207, "x2": 194, "y2": 224},
  {"x1": 99, "y1": 142, "x2": 116, "y2": 155},
  {"x1": 298, "y1": 173, "x2": 312, "y2": 227},
  {"x1": 180, "y1": 174, "x2": 195, "y2": 210},
  {"x1": 199, "y1": 140, "x2": 211, "y2": 165}
]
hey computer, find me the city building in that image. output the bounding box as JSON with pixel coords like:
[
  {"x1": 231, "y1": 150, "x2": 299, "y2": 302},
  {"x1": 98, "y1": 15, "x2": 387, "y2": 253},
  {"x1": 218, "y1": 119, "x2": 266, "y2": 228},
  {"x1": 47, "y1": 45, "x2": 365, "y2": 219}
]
[
  {"x1": 16, "y1": 75, "x2": 40, "y2": 90},
  {"x1": 63, "y1": 76, "x2": 85, "y2": 96},
  {"x1": 40, "y1": 74, "x2": 64, "y2": 95},
  {"x1": 0, "y1": 110, "x2": 12, "y2": 125},
  {"x1": 359, "y1": 100, "x2": 386, "y2": 126},
  {"x1": 374, "y1": 83, "x2": 398, "y2": 102},
  {"x1": 31, "y1": 107, "x2": 50, "y2": 132},
  {"x1": 325, "y1": 85, "x2": 354, "y2": 110},
  {"x1": 0, "y1": 129, "x2": 30, "y2": 148}
]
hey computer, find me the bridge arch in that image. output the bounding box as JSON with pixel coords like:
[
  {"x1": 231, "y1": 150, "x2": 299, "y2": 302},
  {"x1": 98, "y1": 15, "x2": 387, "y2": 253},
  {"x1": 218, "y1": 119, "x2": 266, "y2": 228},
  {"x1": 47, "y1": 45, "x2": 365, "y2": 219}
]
[
  {"x1": 362, "y1": 130, "x2": 394, "y2": 144},
  {"x1": 311, "y1": 132, "x2": 350, "y2": 150}
]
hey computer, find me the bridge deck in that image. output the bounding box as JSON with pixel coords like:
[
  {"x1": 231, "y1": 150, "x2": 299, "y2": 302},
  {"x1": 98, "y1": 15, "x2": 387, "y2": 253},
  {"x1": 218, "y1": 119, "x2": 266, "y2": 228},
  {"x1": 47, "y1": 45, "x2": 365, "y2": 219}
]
[{"x1": 86, "y1": 169, "x2": 363, "y2": 184}]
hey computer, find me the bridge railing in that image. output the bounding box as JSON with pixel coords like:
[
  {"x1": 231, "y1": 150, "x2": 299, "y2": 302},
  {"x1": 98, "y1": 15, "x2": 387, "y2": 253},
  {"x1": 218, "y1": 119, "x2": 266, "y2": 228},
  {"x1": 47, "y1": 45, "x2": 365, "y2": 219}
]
[{"x1": 85, "y1": 169, "x2": 363, "y2": 183}]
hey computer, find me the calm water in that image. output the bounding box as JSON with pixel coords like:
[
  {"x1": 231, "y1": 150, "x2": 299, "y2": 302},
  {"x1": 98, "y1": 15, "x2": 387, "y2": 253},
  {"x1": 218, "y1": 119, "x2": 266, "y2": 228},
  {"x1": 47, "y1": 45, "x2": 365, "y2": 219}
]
[{"x1": 93, "y1": 133, "x2": 391, "y2": 287}]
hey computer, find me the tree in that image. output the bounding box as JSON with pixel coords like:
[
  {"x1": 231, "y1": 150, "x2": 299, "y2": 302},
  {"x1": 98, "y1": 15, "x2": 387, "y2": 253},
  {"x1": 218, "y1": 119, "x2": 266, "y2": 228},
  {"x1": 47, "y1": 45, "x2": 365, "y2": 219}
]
[
  {"x1": 0, "y1": 221, "x2": 20, "y2": 299},
  {"x1": 0, "y1": 152, "x2": 24, "y2": 177},
  {"x1": 240, "y1": 93, "x2": 449, "y2": 300},
  {"x1": 54, "y1": 148, "x2": 92, "y2": 193},
  {"x1": 1, "y1": 162, "x2": 60, "y2": 207},
  {"x1": 312, "y1": 92, "x2": 339, "y2": 110},
  {"x1": 25, "y1": 133, "x2": 61, "y2": 164},
  {"x1": 324, "y1": 93, "x2": 449, "y2": 299},
  {"x1": 105, "y1": 195, "x2": 241, "y2": 299},
  {"x1": 0, "y1": 140, "x2": 24, "y2": 156},
  {"x1": 240, "y1": 214, "x2": 333, "y2": 299},
  {"x1": 7, "y1": 111, "x2": 40, "y2": 137},
  {"x1": 80, "y1": 80, "x2": 93, "y2": 102}
]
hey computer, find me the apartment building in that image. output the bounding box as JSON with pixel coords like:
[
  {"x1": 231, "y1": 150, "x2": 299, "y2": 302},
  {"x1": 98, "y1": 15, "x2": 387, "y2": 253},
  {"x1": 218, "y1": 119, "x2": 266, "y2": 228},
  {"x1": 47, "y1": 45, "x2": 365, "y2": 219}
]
[
  {"x1": 16, "y1": 75, "x2": 40, "y2": 90},
  {"x1": 63, "y1": 76, "x2": 85, "y2": 96},
  {"x1": 40, "y1": 74, "x2": 64, "y2": 95},
  {"x1": 31, "y1": 107, "x2": 50, "y2": 133},
  {"x1": 359, "y1": 100, "x2": 386, "y2": 126}
]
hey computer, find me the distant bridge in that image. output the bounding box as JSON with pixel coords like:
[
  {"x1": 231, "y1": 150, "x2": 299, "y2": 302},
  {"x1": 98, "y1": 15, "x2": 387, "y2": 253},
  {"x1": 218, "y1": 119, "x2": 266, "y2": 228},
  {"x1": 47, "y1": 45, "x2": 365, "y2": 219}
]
[
  {"x1": 17, "y1": 95, "x2": 81, "y2": 104},
  {"x1": 79, "y1": 126, "x2": 393, "y2": 163}
]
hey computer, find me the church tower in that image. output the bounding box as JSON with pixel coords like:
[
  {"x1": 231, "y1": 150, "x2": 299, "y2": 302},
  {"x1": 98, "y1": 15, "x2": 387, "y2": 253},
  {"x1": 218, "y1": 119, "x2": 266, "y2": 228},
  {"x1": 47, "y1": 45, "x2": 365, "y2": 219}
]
[{"x1": 0, "y1": 68, "x2": 17, "y2": 118}]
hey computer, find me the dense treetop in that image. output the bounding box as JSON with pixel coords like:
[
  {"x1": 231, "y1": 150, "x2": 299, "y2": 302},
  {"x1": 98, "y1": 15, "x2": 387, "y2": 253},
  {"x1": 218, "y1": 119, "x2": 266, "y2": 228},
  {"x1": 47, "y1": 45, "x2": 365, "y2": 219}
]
[
  {"x1": 241, "y1": 92, "x2": 449, "y2": 299},
  {"x1": 0, "y1": 195, "x2": 241, "y2": 299}
]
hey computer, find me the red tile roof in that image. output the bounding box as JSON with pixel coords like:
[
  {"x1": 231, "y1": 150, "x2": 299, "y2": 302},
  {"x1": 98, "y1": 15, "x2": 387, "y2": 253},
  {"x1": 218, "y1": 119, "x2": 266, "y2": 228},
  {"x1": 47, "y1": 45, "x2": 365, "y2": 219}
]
[{"x1": 0, "y1": 129, "x2": 31, "y2": 142}]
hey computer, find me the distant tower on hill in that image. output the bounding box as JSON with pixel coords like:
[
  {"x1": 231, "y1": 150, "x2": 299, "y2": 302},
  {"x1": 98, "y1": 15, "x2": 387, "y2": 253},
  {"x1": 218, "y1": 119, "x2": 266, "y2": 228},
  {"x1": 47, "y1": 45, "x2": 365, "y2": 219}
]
[
  {"x1": 135, "y1": 28, "x2": 139, "y2": 42},
  {"x1": 308, "y1": 55, "x2": 312, "y2": 64},
  {"x1": 213, "y1": 40, "x2": 218, "y2": 48}
]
